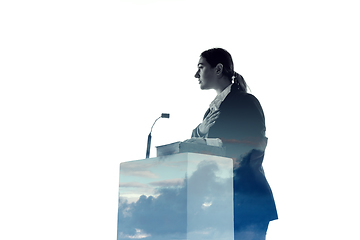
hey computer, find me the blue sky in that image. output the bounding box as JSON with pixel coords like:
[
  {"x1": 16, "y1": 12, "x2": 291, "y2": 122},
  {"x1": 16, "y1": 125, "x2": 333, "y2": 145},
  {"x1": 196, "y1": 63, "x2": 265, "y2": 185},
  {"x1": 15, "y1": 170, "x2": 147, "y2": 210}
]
[
  {"x1": 118, "y1": 154, "x2": 234, "y2": 239},
  {"x1": 1, "y1": 0, "x2": 360, "y2": 240},
  {"x1": 119, "y1": 153, "x2": 232, "y2": 203}
]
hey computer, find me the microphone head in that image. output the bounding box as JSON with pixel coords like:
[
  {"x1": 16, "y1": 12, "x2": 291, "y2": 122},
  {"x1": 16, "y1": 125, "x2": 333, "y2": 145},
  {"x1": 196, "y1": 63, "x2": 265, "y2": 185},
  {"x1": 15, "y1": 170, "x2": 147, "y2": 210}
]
[{"x1": 161, "y1": 113, "x2": 170, "y2": 118}]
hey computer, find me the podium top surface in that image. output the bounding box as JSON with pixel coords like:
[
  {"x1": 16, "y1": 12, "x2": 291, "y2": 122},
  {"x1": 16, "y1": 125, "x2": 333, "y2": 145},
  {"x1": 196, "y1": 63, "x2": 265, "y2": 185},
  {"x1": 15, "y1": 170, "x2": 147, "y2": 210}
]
[{"x1": 124, "y1": 152, "x2": 232, "y2": 164}]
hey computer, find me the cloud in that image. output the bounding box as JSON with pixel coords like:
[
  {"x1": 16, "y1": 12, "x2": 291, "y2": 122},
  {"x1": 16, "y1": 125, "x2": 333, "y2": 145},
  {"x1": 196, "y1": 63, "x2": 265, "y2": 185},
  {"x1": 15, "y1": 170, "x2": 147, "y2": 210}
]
[
  {"x1": 148, "y1": 178, "x2": 184, "y2": 187},
  {"x1": 121, "y1": 170, "x2": 158, "y2": 179},
  {"x1": 119, "y1": 182, "x2": 149, "y2": 188},
  {"x1": 118, "y1": 160, "x2": 234, "y2": 240},
  {"x1": 118, "y1": 189, "x2": 187, "y2": 239},
  {"x1": 120, "y1": 161, "x2": 161, "y2": 179},
  {"x1": 201, "y1": 201, "x2": 212, "y2": 210},
  {"x1": 120, "y1": 161, "x2": 161, "y2": 171},
  {"x1": 119, "y1": 183, "x2": 157, "y2": 204},
  {"x1": 118, "y1": 228, "x2": 151, "y2": 239}
]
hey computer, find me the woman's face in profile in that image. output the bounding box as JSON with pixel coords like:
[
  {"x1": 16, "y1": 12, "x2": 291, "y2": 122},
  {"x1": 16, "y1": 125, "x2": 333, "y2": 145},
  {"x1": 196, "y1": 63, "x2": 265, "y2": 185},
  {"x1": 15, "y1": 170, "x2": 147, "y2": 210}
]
[{"x1": 195, "y1": 57, "x2": 217, "y2": 90}]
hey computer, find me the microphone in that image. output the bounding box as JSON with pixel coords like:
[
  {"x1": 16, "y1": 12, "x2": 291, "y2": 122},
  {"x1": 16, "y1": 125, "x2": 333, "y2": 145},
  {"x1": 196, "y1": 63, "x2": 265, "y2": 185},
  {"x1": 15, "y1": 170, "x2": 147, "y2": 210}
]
[
  {"x1": 146, "y1": 113, "x2": 170, "y2": 158},
  {"x1": 161, "y1": 113, "x2": 170, "y2": 118}
]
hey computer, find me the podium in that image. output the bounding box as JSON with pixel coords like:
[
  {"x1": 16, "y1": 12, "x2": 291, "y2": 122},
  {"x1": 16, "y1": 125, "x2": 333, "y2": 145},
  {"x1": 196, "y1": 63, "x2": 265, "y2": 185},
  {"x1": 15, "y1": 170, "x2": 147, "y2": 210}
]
[{"x1": 117, "y1": 152, "x2": 234, "y2": 240}]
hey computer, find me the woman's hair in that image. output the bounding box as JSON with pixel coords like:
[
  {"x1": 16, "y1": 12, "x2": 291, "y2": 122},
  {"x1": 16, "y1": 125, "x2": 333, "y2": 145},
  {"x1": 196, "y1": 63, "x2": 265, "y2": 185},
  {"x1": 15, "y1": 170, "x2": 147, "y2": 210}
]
[{"x1": 200, "y1": 48, "x2": 248, "y2": 92}]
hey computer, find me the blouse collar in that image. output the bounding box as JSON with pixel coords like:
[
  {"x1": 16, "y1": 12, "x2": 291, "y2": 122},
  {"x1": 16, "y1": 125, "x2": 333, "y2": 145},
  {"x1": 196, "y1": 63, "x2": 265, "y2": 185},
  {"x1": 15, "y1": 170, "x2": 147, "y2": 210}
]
[{"x1": 209, "y1": 83, "x2": 233, "y2": 112}]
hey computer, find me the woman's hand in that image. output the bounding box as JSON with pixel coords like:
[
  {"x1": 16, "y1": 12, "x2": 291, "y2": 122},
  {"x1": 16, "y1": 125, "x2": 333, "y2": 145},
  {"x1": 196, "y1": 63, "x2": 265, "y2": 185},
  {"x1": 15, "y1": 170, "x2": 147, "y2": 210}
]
[{"x1": 198, "y1": 110, "x2": 220, "y2": 135}]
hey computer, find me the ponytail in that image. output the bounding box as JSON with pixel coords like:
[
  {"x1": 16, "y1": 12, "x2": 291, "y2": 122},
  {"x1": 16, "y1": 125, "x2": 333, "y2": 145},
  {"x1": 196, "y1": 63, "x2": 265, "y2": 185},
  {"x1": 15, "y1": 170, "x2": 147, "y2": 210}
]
[{"x1": 232, "y1": 72, "x2": 248, "y2": 93}]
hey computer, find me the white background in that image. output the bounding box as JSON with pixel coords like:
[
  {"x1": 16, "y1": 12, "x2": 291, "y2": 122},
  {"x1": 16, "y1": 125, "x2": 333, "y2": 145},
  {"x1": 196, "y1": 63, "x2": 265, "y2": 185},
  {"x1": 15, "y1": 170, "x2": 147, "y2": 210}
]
[{"x1": 1, "y1": 0, "x2": 359, "y2": 239}]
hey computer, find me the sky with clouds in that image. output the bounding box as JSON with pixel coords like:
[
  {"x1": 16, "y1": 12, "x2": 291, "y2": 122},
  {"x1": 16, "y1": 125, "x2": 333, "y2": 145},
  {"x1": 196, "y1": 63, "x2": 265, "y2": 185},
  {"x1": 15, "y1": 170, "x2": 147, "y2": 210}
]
[
  {"x1": 118, "y1": 153, "x2": 234, "y2": 239},
  {"x1": 1, "y1": 0, "x2": 360, "y2": 240}
]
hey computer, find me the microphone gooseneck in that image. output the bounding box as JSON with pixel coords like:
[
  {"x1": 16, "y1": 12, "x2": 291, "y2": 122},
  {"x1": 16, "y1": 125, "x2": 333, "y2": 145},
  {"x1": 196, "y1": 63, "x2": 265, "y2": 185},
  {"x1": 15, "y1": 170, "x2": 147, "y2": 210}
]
[{"x1": 146, "y1": 113, "x2": 170, "y2": 158}]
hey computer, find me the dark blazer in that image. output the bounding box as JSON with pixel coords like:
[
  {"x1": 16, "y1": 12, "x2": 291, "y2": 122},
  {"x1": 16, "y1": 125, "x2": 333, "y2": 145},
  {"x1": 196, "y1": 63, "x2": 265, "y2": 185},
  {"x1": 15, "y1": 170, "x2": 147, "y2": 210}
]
[{"x1": 192, "y1": 84, "x2": 278, "y2": 224}]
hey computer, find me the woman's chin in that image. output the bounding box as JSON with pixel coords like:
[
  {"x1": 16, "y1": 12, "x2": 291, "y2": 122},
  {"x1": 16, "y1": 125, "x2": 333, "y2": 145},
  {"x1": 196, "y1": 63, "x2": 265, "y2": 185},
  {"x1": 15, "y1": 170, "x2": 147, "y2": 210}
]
[{"x1": 199, "y1": 84, "x2": 207, "y2": 90}]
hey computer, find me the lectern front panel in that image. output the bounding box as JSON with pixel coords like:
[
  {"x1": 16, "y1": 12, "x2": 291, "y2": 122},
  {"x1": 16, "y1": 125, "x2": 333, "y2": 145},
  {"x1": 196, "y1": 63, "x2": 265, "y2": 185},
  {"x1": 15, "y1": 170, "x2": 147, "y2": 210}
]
[{"x1": 117, "y1": 153, "x2": 234, "y2": 240}]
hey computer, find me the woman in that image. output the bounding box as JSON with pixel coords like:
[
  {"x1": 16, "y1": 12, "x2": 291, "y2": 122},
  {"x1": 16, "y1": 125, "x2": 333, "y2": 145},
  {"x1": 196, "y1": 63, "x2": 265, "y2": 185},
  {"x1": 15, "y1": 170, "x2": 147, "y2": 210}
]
[{"x1": 188, "y1": 48, "x2": 278, "y2": 240}]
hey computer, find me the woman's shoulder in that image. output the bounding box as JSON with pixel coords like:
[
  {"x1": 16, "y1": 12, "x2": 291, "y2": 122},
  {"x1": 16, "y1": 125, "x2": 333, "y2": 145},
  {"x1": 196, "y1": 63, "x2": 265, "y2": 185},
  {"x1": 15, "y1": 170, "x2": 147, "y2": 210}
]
[
  {"x1": 226, "y1": 87, "x2": 265, "y2": 115},
  {"x1": 243, "y1": 93, "x2": 262, "y2": 106},
  {"x1": 229, "y1": 86, "x2": 261, "y2": 105}
]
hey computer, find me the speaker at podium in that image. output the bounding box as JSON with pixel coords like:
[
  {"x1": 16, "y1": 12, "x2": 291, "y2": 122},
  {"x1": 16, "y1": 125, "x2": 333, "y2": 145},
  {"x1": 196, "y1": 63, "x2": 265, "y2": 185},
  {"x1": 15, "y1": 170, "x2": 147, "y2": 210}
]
[{"x1": 117, "y1": 112, "x2": 277, "y2": 239}]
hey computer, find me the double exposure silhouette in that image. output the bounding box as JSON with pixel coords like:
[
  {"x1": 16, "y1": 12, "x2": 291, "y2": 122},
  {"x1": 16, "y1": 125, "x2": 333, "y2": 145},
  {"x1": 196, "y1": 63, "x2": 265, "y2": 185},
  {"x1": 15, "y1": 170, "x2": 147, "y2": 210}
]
[
  {"x1": 118, "y1": 48, "x2": 277, "y2": 240},
  {"x1": 189, "y1": 48, "x2": 278, "y2": 239}
]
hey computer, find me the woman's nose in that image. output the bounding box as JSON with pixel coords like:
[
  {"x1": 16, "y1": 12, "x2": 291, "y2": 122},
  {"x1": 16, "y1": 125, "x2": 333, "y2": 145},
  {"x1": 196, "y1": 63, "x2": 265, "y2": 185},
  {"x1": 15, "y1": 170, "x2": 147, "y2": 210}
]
[{"x1": 194, "y1": 70, "x2": 200, "y2": 78}]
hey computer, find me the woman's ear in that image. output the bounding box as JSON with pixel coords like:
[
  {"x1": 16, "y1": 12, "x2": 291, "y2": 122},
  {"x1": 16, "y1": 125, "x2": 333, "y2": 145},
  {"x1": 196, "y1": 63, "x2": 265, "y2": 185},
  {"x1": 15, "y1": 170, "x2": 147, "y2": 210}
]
[{"x1": 215, "y1": 63, "x2": 223, "y2": 75}]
